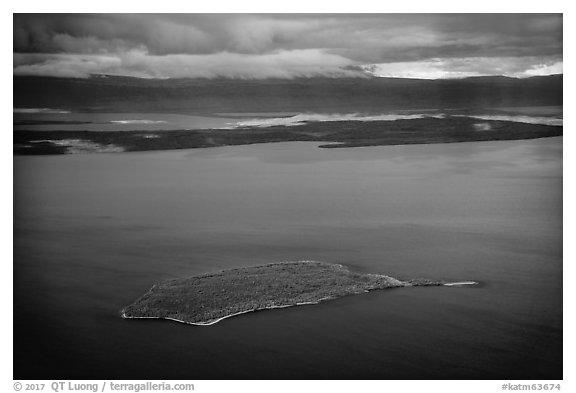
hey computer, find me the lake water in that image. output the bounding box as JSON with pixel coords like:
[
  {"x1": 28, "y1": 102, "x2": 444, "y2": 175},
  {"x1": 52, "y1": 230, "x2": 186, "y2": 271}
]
[
  {"x1": 14, "y1": 138, "x2": 562, "y2": 379},
  {"x1": 13, "y1": 112, "x2": 241, "y2": 131},
  {"x1": 13, "y1": 106, "x2": 563, "y2": 132}
]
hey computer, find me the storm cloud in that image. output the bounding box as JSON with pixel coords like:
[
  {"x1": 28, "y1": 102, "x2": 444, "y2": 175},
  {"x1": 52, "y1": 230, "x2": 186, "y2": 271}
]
[{"x1": 13, "y1": 14, "x2": 563, "y2": 79}]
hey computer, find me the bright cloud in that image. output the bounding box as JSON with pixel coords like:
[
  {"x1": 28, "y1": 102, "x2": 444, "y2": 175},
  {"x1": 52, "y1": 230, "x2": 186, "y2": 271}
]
[{"x1": 363, "y1": 57, "x2": 563, "y2": 79}]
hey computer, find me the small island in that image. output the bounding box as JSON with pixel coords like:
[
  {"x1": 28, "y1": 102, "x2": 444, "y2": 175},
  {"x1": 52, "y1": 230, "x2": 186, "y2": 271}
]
[{"x1": 121, "y1": 261, "x2": 477, "y2": 326}]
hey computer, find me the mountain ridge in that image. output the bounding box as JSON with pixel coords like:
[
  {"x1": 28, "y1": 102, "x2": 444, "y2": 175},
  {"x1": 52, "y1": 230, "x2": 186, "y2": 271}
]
[{"x1": 14, "y1": 74, "x2": 562, "y2": 115}]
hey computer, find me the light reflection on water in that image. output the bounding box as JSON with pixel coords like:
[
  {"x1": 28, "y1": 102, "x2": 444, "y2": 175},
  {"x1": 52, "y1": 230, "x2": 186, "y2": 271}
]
[
  {"x1": 13, "y1": 112, "x2": 241, "y2": 131},
  {"x1": 13, "y1": 106, "x2": 563, "y2": 132},
  {"x1": 14, "y1": 138, "x2": 562, "y2": 379}
]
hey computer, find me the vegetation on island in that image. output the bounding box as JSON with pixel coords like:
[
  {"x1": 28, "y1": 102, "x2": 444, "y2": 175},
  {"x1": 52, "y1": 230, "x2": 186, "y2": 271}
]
[
  {"x1": 121, "y1": 261, "x2": 451, "y2": 325},
  {"x1": 15, "y1": 116, "x2": 562, "y2": 155}
]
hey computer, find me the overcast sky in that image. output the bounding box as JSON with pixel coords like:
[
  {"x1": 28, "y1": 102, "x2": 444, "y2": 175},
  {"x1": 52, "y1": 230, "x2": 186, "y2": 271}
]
[{"x1": 13, "y1": 14, "x2": 563, "y2": 79}]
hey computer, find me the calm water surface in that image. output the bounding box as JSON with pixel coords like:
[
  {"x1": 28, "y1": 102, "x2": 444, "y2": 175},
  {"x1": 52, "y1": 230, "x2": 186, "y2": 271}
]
[
  {"x1": 14, "y1": 138, "x2": 562, "y2": 379},
  {"x1": 13, "y1": 112, "x2": 240, "y2": 131},
  {"x1": 13, "y1": 106, "x2": 563, "y2": 132}
]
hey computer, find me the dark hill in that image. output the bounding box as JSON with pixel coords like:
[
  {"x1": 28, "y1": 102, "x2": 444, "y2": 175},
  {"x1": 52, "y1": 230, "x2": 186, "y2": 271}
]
[{"x1": 13, "y1": 74, "x2": 562, "y2": 114}]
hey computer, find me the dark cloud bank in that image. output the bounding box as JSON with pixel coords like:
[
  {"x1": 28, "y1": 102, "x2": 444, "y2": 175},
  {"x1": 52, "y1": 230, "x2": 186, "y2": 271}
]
[{"x1": 13, "y1": 14, "x2": 562, "y2": 79}]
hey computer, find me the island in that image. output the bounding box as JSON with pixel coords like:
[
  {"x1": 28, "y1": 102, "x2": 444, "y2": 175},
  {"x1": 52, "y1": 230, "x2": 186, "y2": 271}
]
[
  {"x1": 15, "y1": 116, "x2": 562, "y2": 155},
  {"x1": 121, "y1": 261, "x2": 477, "y2": 326}
]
